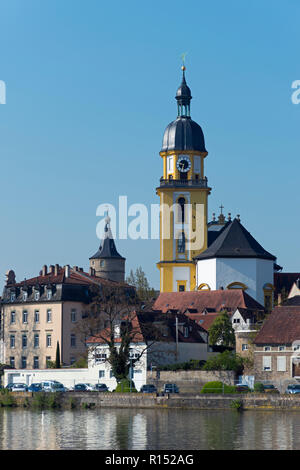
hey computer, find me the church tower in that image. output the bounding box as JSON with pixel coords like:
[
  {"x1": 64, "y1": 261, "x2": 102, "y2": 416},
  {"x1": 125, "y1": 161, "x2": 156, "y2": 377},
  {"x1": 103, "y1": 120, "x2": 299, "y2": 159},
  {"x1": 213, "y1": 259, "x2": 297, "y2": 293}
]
[{"x1": 156, "y1": 66, "x2": 211, "y2": 292}]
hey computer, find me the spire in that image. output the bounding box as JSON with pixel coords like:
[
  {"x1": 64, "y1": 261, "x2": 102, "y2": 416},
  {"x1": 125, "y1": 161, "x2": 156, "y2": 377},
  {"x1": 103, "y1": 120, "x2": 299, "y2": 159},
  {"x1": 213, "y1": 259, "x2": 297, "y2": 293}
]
[
  {"x1": 176, "y1": 64, "x2": 192, "y2": 117},
  {"x1": 89, "y1": 212, "x2": 125, "y2": 260}
]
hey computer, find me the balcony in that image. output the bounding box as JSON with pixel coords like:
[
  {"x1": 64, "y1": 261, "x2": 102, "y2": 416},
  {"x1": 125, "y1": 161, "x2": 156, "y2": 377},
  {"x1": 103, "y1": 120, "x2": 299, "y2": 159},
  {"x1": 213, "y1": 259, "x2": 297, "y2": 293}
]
[{"x1": 159, "y1": 177, "x2": 209, "y2": 188}]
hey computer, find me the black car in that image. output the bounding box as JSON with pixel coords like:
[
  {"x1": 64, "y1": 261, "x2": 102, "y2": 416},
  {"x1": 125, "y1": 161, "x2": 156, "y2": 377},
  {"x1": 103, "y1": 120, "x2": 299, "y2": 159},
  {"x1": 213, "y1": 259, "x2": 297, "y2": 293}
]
[
  {"x1": 140, "y1": 384, "x2": 157, "y2": 394},
  {"x1": 94, "y1": 383, "x2": 109, "y2": 392},
  {"x1": 162, "y1": 383, "x2": 179, "y2": 394},
  {"x1": 73, "y1": 383, "x2": 94, "y2": 391}
]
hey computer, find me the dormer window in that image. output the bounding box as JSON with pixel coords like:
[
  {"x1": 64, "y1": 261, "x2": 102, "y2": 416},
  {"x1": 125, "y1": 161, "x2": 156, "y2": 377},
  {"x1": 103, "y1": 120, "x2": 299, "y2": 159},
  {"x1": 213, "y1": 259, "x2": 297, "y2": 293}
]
[
  {"x1": 34, "y1": 291, "x2": 40, "y2": 301},
  {"x1": 114, "y1": 324, "x2": 120, "y2": 338},
  {"x1": 10, "y1": 292, "x2": 16, "y2": 302},
  {"x1": 23, "y1": 292, "x2": 28, "y2": 302},
  {"x1": 47, "y1": 289, "x2": 52, "y2": 300}
]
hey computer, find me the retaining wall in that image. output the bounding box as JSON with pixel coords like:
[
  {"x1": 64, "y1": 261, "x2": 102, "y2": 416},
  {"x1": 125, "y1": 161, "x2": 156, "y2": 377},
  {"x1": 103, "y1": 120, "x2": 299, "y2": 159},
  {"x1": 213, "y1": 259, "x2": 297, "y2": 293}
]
[
  {"x1": 6, "y1": 391, "x2": 300, "y2": 410},
  {"x1": 147, "y1": 370, "x2": 236, "y2": 393}
]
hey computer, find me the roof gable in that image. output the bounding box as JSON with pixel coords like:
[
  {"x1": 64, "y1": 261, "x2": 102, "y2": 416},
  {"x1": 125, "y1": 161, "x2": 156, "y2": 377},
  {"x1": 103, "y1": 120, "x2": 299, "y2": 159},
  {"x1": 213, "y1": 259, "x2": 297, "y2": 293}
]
[{"x1": 195, "y1": 219, "x2": 276, "y2": 261}]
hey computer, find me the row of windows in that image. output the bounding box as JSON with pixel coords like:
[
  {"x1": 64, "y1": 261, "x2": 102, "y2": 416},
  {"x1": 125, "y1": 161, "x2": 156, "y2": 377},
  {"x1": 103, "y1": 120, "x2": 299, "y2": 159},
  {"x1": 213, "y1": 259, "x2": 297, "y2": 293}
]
[
  {"x1": 9, "y1": 356, "x2": 52, "y2": 369},
  {"x1": 10, "y1": 290, "x2": 53, "y2": 302},
  {"x1": 263, "y1": 345, "x2": 299, "y2": 352},
  {"x1": 9, "y1": 309, "x2": 77, "y2": 324},
  {"x1": 9, "y1": 334, "x2": 77, "y2": 349},
  {"x1": 9, "y1": 356, "x2": 77, "y2": 369},
  {"x1": 98, "y1": 369, "x2": 142, "y2": 378},
  {"x1": 262, "y1": 356, "x2": 287, "y2": 372}
]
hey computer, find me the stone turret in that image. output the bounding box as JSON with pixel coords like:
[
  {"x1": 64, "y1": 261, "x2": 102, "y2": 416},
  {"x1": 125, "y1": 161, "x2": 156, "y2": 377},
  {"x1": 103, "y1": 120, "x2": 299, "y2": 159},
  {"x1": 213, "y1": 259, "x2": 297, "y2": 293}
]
[{"x1": 89, "y1": 214, "x2": 125, "y2": 282}]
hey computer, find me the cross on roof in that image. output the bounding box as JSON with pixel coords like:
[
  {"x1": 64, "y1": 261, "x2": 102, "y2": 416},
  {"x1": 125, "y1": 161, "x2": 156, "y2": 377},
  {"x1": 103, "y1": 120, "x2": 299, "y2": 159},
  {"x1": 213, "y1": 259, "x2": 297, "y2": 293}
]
[{"x1": 219, "y1": 204, "x2": 224, "y2": 214}]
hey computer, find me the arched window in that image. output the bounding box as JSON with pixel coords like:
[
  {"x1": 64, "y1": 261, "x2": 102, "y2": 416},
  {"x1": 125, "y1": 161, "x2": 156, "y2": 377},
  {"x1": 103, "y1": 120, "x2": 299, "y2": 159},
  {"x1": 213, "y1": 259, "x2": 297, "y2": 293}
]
[
  {"x1": 227, "y1": 282, "x2": 248, "y2": 290},
  {"x1": 177, "y1": 197, "x2": 186, "y2": 224},
  {"x1": 197, "y1": 283, "x2": 211, "y2": 291},
  {"x1": 263, "y1": 283, "x2": 275, "y2": 312}
]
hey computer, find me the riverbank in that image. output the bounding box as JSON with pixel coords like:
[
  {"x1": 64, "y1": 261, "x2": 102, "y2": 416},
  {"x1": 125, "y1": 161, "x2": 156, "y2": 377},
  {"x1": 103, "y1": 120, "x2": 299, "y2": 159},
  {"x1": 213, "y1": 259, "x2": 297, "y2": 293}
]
[{"x1": 4, "y1": 391, "x2": 300, "y2": 411}]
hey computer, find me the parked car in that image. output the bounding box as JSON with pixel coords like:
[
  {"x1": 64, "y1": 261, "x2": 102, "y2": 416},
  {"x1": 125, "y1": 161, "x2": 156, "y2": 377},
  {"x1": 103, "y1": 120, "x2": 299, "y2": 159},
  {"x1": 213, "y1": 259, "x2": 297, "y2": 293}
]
[
  {"x1": 162, "y1": 383, "x2": 179, "y2": 394},
  {"x1": 5, "y1": 383, "x2": 15, "y2": 391},
  {"x1": 235, "y1": 384, "x2": 250, "y2": 393},
  {"x1": 285, "y1": 384, "x2": 300, "y2": 394},
  {"x1": 263, "y1": 384, "x2": 279, "y2": 394},
  {"x1": 140, "y1": 384, "x2": 157, "y2": 394},
  {"x1": 11, "y1": 383, "x2": 28, "y2": 392},
  {"x1": 28, "y1": 383, "x2": 43, "y2": 392},
  {"x1": 94, "y1": 383, "x2": 109, "y2": 392},
  {"x1": 73, "y1": 383, "x2": 95, "y2": 392},
  {"x1": 51, "y1": 382, "x2": 66, "y2": 392},
  {"x1": 40, "y1": 381, "x2": 65, "y2": 392}
]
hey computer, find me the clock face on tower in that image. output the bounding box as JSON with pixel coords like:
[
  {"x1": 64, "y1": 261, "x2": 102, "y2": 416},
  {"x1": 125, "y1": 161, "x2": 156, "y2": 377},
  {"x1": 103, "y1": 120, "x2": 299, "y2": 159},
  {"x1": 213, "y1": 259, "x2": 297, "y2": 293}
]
[{"x1": 176, "y1": 156, "x2": 191, "y2": 173}]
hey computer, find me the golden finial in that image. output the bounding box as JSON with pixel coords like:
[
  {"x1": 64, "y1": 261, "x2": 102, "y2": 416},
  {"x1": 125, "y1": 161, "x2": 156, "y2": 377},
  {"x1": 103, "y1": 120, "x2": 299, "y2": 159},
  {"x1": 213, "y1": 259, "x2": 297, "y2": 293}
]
[{"x1": 181, "y1": 52, "x2": 187, "y2": 71}]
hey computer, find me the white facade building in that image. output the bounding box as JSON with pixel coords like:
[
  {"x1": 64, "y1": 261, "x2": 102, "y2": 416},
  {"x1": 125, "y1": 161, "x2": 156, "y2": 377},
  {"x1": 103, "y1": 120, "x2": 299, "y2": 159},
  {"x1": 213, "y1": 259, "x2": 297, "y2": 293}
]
[{"x1": 195, "y1": 218, "x2": 277, "y2": 308}]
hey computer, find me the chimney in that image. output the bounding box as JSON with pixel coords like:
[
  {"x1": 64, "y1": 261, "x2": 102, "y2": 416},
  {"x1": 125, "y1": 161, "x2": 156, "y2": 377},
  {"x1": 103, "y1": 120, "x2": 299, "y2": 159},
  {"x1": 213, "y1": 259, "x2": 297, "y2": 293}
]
[
  {"x1": 73, "y1": 266, "x2": 79, "y2": 272},
  {"x1": 297, "y1": 278, "x2": 300, "y2": 289},
  {"x1": 65, "y1": 265, "x2": 70, "y2": 278},
  {"x1": 277, "y1": 293, "x2": 282, "y2": 306},
  {"x1": 42, "y1": 265, "x2": 48, "y2": 276},
  {"x1": 54, "y1": 264, "x2": 59, "y2": 276},
  {"x1": 79, "y1": 267, "x2": 83, "y2": 272},
  {"x1": 49, "y1": 265, "x2": 54, "y2": 274}
]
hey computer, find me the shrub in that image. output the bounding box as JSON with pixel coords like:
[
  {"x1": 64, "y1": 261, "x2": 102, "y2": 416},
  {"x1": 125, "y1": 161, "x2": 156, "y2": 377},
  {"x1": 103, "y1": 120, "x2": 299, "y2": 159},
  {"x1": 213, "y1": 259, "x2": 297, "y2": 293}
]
[
  {"x1": 201, "y1": 381, "x2": 236, "y2": 394},
  {"x1": 68, "y1": 397, "x2": 76, "y2": 409},
  {"x1": 254, "y1": 382, "x2": 265, "y2": 393},
  {"x1": 31, "y1": 392, "x2": 61, "y2": 409},
  {"x1": 230, "y1": 399, "x2": 243, "y2": 411},
  {"x1": 115, "y1": 378, "x2": 137, "y2": 393},
  {"x1": 0, "y1": 389, "x2": 15, "y2": 407}
]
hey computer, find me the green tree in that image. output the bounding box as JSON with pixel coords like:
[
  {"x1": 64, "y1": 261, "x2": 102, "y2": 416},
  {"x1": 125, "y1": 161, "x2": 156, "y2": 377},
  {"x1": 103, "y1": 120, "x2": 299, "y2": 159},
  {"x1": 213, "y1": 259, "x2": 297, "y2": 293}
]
[
  {"x1": 202, "y1": 351, "x2": 244, "y2": 374},
  {"x1": 126, "y1": 267, "x2": 156, "y2": 301},
  {"x1": 75, "y1": 284, "x2": 162, "y2": 383},
  {"x1": 55, "y1": 341, "x2": 61, "y2": 368},
  {"x1": 208, "y1": 311, "x2": 235, "y2": 348}
]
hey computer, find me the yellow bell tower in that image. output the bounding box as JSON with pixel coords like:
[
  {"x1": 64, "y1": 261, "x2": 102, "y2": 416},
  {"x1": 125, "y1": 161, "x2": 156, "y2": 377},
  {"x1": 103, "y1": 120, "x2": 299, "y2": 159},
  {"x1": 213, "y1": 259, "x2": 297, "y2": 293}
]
[{"x1": 156, "y1": 66, "x2": 211, "y2": 292}]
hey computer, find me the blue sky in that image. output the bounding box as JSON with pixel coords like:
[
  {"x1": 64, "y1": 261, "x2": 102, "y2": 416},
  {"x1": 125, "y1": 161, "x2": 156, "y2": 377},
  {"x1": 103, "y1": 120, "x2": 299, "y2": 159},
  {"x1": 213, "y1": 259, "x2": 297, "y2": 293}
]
[{"x1": 0, "y1": 0, "x2": 299, "y2": 289}]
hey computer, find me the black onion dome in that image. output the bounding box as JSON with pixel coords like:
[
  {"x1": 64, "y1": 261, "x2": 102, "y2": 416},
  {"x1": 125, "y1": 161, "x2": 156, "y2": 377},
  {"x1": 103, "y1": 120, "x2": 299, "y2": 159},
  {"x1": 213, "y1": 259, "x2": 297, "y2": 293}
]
[
  {"x1": 161, "y1": 67, "x2": 207, "y2": 153},
  {"x1": 161, "y1": 117, "x2": 207, "y2": 153},
  {"x1": 176, "y1": 71, "x2": 192, "y2": 105}
]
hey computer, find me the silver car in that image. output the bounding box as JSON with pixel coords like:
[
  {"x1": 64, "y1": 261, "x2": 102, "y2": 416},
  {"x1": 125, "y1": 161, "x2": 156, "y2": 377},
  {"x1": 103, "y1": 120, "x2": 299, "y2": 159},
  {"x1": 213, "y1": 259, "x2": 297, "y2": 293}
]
[{"x1": 11, "y1": 383, "x2": 28, "y2": 392}]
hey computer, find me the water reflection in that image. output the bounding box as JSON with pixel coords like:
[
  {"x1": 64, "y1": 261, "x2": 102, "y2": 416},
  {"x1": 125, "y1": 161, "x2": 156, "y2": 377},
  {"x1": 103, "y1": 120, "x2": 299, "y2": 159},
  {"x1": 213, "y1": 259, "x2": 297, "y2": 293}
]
[{"x1": 0, "y1": 408, "x2": 300, "y2": 450}]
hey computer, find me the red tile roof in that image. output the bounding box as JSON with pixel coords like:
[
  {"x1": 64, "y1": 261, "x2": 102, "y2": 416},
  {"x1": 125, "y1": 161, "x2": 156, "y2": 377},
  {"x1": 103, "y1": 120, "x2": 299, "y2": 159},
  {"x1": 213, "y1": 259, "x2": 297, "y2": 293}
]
[
  {"x1": 186, "y1": 312, "x2": 231, "y2": 332},
  {"x1": 254, "y1": 306, "x2": 300, "y2": 344},
  {"x1": 12, "y1": 267, "x2": 130, "y2": 288},
  {"x1": 153, "y1": 290, "x2": 264, "y2": 314}
]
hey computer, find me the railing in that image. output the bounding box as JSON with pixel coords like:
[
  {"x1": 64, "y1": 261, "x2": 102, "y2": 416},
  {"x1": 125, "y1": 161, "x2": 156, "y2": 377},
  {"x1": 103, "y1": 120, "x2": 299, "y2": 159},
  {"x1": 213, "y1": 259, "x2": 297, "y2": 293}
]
[
  {"x1": 232, "y1": 324, "x2": 258, "y2": 332},
  {"x1": 159, "y1": 177, "x2": 209, "y2": 188}
]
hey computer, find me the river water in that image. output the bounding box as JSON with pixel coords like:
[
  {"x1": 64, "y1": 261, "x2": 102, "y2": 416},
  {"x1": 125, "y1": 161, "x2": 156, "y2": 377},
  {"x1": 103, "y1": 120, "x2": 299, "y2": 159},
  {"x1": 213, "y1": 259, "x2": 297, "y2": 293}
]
[{"x1": 1, "y1": 408, "x2": 300, "y2": 450}]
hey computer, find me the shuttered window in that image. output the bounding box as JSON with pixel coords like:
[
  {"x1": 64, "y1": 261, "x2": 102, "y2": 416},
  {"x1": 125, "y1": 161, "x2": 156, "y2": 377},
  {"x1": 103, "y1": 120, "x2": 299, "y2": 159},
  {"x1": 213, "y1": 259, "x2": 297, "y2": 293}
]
[
  {"x1": 277, "y1": 356, "x2": 286, "y2": 372},
  {"x1": 263, "y1": 356, "x2": 272, "y2": 371}
]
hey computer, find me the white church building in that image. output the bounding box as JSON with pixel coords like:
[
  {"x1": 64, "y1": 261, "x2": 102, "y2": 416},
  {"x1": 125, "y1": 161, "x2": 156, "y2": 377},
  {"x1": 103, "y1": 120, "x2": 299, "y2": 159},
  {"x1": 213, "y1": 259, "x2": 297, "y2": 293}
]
[{"x1": 195, "y1": 217, "x2": 277, "y2": 309}]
